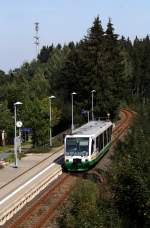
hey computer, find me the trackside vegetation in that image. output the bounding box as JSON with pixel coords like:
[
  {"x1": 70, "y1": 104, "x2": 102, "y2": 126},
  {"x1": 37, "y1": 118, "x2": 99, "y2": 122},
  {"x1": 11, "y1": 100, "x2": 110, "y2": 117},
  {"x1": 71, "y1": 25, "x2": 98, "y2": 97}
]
[
  {"x1": 0, "y1": 16, "x2": 150, "y2": 147},
  {"x1": 57, "y1": 106, "x2": 150, "y2": 228},
  {"x1": 0, "y1": 14, "x2": 149, "y2": 227}
]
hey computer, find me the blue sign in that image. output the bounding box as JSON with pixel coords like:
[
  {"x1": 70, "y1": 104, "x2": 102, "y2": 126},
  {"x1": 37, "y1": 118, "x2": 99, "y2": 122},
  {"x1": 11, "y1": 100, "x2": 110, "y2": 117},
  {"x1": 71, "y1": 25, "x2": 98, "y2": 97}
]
[
  {"x1": 21, "y1": 128, "x2": 32, "y2": 132},
  {"x1": 81, "y1": 109, "x2": 89, "y2": 115}
]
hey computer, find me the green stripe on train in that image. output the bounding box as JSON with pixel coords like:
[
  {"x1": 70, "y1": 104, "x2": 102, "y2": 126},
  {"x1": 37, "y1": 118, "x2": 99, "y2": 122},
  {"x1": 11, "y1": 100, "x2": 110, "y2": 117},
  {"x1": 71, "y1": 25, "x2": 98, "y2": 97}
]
[{"x1": 65, "y1": 143, "x2": 111, "y2": 171}]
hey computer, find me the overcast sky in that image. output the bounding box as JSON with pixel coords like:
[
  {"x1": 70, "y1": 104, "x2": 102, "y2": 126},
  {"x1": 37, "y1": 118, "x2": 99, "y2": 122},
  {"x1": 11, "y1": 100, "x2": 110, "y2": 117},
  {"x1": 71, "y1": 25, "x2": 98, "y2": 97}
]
[{"x1": 0, "y1": 0, "x2": 149, "y2": 72}]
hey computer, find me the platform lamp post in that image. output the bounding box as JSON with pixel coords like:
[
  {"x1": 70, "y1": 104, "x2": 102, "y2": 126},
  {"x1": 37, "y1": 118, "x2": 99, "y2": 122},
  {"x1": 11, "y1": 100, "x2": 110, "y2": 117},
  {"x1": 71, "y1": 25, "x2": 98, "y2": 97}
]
[
  {"x1": 107, "y1": 113, "x2": 110, "y2": 120},
  {"x1": 71, "y1": 92, "x2": 77, "y2": 133},
  {"x1": 91, "y1": 90, "x2": 96, "y2": 121},
  {"x1": 87, "y1": 111, "x2": 90, "y2": 123},
  {"x1": 49, "y1": 96, "x2": 56, "y2": 147},
  {"x1": 14, "y1": 101, "x2": 22, "y2": 168}
]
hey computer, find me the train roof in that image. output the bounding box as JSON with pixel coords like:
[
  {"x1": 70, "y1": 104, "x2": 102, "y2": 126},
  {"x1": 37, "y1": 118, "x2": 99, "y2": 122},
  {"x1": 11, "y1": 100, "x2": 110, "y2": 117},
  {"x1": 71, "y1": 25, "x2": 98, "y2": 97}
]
[{"x1": 69, "y1": 120, "x2": 112, "y2": 137}]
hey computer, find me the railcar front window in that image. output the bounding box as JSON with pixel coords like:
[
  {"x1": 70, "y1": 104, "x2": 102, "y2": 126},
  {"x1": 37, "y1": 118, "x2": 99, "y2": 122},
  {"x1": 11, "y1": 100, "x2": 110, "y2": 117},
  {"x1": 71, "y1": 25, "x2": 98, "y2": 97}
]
[{"x1": 66, "y1": 137, "x2": 89, "y2": 156}]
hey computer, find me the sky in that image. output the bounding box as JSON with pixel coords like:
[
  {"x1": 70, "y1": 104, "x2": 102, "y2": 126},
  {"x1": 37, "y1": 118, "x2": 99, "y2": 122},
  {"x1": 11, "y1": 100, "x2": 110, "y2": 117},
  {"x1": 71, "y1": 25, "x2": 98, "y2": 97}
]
[{"x1": 0, "y1": 0, "x2": 149, "y2": 72}]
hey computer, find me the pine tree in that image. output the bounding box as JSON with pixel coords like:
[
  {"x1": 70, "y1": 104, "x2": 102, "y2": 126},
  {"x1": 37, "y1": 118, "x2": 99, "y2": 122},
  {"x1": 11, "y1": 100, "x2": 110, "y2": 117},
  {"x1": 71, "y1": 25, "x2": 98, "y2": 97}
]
[
  {"x1": 38, "y1": 45, "x2": 53, "y2": 63},
  {"x1": 101, "y1": 18, "x2": 124, "y2": 115},
  {"x1": 79, "y1": 17, "x2": 124, "y2": 118},
  {"x1": 78, "y1": 16, "x2": 107, "y2": 117}
]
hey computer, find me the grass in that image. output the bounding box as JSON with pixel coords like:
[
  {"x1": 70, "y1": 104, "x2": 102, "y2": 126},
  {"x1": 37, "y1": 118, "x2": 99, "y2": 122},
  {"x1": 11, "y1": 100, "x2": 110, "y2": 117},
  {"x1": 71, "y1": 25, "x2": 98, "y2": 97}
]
[
  {"x1": 0, "y1": 142, "x2": 32, "y2": 152},
  {"x1": 27, "y1": 146, "x2": 52, "y2": 154},
  {"x1": 0, "y1": 145, "x2": 12, "y2": 153}
]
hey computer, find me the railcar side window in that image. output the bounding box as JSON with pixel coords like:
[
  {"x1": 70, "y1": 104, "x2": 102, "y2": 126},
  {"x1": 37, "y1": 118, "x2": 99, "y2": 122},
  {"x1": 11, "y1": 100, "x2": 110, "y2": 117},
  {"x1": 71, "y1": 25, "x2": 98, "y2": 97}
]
[
  {"x1": 108, "y1": 127, "x2": 110, "y2": 142},
  {"x1": 96, "y1": 134, "x2": 104, "y2": 151},
  {"x1": 96, "y1": 136, "x2": 99, "y2": 149},
  {"x1": 91, "y1": 139, "x2": 94, "y2": 154},
  {"x1": 110, "y1": 126, "x2": 112, "y2": 139},
  {"x1": 108, "y1": 126, "x2": 112, "y2": 142},
  {"x1": 104, "y1": 131, "x2": 107, "y2": 146},
  {"x1": 103, "y1": 133, "x2": 104, "y2": 148},
  {"x1": 100, "y1": 134, "x2": 103, "y2": 150},
  {"x1": 96, "y1": 136, "x2": 100, "y2": 152},
  {"x1": 106, "y1": 129, "x2": 109, "y2": 143}
]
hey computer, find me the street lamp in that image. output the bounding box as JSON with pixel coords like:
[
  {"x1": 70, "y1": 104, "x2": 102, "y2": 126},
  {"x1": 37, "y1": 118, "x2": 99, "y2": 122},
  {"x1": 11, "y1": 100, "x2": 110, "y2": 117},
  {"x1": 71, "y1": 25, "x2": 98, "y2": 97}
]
[
  {"x1": 87, "y1": 111, "x2": 90, "y2": 122},
  {"x1": 91, "y1": 90, "x2": 96, "y2": 121},
  {"x1": 71, "y1": 92, "x2": 77, "y2": 133},
  {"x1": 107, "y1": 113, "x2": 110, "y2": 120},
  {"x1": 14, "y1": 101, "x2": 22, "y2": 168},
  {"x1": 49, "y1": 96, "x2": 56, "y2": 147}
]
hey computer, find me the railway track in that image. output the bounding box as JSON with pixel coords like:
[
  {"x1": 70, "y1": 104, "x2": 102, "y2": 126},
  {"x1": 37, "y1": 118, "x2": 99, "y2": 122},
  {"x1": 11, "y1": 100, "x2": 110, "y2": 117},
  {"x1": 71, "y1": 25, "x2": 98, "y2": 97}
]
[
  {"x1": 0, "y1": 146, "x2": 64, "y2": 191},
  {"x1": 5, "y1": 109, "x2": 135, "y2": 228},
  {"x1": 112, "y1": 109, "x2": 134, "y2": 142}
]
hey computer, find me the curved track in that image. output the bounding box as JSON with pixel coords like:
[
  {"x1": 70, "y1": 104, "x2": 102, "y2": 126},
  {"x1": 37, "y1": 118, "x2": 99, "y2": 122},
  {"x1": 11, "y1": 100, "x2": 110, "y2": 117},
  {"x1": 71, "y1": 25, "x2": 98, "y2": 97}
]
[{"x1": 6, "y1": 109, "x2": 135, "y2": 228}]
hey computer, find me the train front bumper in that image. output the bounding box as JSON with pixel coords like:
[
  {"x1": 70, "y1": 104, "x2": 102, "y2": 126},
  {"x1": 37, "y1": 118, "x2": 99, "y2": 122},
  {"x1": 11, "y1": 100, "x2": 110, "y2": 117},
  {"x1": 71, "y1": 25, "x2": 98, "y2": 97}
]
[{"x1": 64, "y1": 159, "x2": 90, "y2": 172}]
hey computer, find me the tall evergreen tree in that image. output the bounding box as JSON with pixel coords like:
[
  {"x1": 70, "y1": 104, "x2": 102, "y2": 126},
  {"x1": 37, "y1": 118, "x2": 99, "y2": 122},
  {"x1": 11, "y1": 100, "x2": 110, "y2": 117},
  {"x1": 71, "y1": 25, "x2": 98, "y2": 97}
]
[
  {"x1": 101, "y1": 18, "x2": 124, "y2": 116},
  {"x1": 38, "y1": 45, "x2": 53, "y2": 63},
  {"x1": 79, "y1": 17, "x2": 124, "y2": 118}
]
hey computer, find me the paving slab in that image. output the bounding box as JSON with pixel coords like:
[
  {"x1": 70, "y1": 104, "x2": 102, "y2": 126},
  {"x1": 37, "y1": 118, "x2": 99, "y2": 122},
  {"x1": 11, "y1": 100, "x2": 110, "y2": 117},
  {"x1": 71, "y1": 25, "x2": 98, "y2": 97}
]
[{"x1": 0, "y1": 146, "x2": 64, "y2": 201}]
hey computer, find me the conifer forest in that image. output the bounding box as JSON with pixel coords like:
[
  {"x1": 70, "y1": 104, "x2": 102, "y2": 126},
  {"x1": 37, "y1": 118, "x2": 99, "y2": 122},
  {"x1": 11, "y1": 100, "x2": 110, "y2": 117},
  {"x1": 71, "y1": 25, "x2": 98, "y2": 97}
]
[{"x1": 0, "y1": 17, "x2": 150, "y2": 227}]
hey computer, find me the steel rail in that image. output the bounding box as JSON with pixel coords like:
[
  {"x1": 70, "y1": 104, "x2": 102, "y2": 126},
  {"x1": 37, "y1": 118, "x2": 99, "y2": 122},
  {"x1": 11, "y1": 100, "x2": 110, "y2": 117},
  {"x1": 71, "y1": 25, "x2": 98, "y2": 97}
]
[
  {"x1": 33, "y1": 109, "x2": 135, "y2": 227},
  {"x1": 0, "y1": 145, "x2": 64, "y2": 191},
  {"x1": 8, "y1": 173, "x2": 70, "y2": 228},
  {"x1": 7, "y1": 109, "x2": 135, "y2": 227}
]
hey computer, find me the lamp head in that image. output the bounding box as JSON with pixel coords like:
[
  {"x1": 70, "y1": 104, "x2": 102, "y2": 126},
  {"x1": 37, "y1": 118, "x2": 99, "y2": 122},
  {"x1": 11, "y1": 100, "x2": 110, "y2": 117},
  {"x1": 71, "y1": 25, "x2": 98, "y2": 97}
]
[
  {"x1": 91, "y1": 90, "x2": 96, "y2": 93},
  {"x1": 14, "y1": 101, "x2": 23, "y2": 106},
  {"x1": 49, "y1": 95, "x2": 56, "y2": 99},
  {"x1": 72, "y1": 92, "x2": 77, "y2": 95},
  {"x1": 107, "y1": 113, "x2": 110, "y2": 118}
]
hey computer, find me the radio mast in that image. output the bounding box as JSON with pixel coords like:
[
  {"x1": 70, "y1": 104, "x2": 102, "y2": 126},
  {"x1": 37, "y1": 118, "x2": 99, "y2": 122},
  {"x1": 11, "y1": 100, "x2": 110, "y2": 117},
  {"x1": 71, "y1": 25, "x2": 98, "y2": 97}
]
[{"x1": 34, "y1": 22, "x2": 40, "y2": 58}]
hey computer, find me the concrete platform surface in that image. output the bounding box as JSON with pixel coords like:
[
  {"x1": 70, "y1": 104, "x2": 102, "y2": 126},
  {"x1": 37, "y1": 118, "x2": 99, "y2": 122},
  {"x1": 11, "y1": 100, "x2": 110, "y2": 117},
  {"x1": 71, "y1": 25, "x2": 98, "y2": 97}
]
[{"x1": 0, "y1": 146, "x2": 64, "y2": 202}]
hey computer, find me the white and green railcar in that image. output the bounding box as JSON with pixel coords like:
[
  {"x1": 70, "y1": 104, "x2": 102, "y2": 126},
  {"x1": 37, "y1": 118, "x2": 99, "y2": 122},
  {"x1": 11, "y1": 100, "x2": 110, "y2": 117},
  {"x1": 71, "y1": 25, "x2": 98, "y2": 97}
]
[{"x1": 64, "y1": 120, "x2": 113, "y2": 171}]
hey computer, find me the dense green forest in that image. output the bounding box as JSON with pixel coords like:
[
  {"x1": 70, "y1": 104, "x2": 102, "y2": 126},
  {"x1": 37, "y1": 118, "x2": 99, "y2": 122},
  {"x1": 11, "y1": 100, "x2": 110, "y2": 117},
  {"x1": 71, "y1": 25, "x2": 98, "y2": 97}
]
[
  {"x1": 0, "y1": 16, "x2": 150, "y2": 146},
  {"x1": 0, "y1": 16, "x2": 150, "y2": 227},
  {"x1": 57, "y1": 105, "x2": 150, "y2": 228}
]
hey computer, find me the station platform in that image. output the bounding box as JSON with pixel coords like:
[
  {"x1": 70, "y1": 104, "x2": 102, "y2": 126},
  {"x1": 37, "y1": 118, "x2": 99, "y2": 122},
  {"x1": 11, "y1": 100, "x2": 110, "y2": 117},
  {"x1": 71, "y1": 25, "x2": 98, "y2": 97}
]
[{"x1": 0, "y1": 145, "x2": 64, "y2": 223}]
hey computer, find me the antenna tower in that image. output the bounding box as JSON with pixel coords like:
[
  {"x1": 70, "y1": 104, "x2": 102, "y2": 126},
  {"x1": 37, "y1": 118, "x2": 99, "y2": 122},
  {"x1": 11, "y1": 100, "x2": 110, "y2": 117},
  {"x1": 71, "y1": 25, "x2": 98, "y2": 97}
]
[{"x1": 34, "y1": 22, "x2": 40, "y2": 58}]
